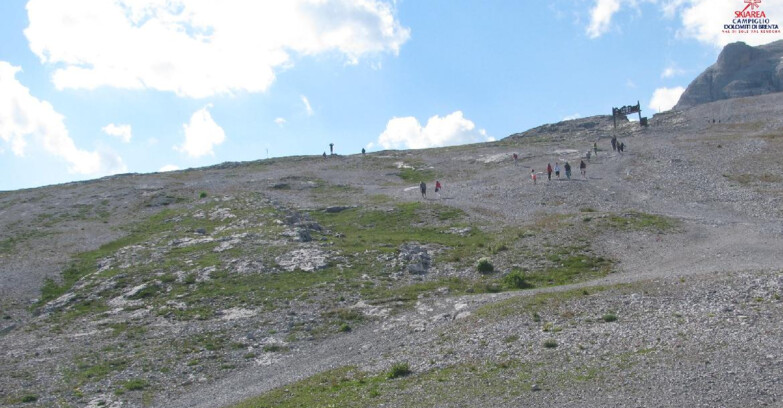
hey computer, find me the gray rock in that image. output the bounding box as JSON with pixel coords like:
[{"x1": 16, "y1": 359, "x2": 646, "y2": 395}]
[{"x1": 675, "y1": 40, "x2": 783, "y2": 109}]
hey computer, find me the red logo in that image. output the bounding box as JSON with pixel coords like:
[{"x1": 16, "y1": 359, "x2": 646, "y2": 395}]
[{"x1": 736, "y1": 0, "x2": 766, "y2": 18}]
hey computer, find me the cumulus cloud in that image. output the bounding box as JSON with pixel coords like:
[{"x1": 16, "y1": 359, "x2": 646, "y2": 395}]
[
  {"x1": 175, "y1": 105, "x2": 226, "y2": 158},
  {"x1": 0, "y1": 61, "x2": 127, "y2": 175},
  {"x1": 24, "y1": 0, "x2": 411, "y2": 98},
  {"x1": 661, "y1": 64, "x2": 685, "y2": 78},
  {"x1": 649, "y1": 86, "x2": 686, "y2": 112},
  {"x1": 587, "y1": 0, "x2": 622, "y2": 38},
  {"x1": 102, "y1": 123, "x2": 132, "y2": 142},
  {"x1": 159, "y1": 164, "x2": 180, "y2": 172},
  {"x1": 301, "y1": 95, "x2": 314, "y2": 116},
  {"x1": 375, "y1": 111, "x2": 493, "y2": 150},
  {"x1": 274, "y1": 117, "x2": 287, "y2": 127}
]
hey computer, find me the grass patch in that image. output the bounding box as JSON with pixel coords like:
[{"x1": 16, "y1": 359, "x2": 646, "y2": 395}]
[
  {"x1": 604, "y1": 211, "x2": 678, "y2": 232},
  {"x1": 398, "y1": 167, "x2": 436, "y2": 183},
  {"x1": 602, "y1": 313, "x2": 618, "y2": 322},
  {"x1": 123, "y1": 378, "x2": 147, "y2": 391}
]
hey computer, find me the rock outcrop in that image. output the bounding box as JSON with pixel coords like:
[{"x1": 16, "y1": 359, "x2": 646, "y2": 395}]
[{"x1": 674, "y1": 40, "x2": 783, "y2": 109}]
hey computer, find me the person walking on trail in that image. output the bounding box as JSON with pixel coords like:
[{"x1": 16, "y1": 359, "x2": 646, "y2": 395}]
[
  {"x1": 554, "y1": 163, "x2": 561, "y2": 179},
  {"x1": 322, "y1": 152, "x2": 327, "y2": 158},
  {"x1": 564, "y1": 162, "x2": 572, "y2": 180},
  {"x1": 619, "y1": 142, "x2": 625, "y2": 153},
  {"x1": 611, "y1": 136, "x2": 617, "y2": 152},
  {"x1": 329, "y1": 143, "x2": 334, "y2": 155},
  {"x1": 546, "y1": 163, "x2": 553, "y2": 181},
  {"x1": 580, "y1": 160, "x2": 587, "y2": 179},
  {"x1": 531, "y1": 169, "x2": 537, "y2": 185},
  {"x1": 513, "y1": 153, "x2": 518, "y2": 166},
  {"x1": 420, "y1": 181, "x2": 427, "y2": 198},
  {"x1": 435, "y1": 180, "x2": 442, "y2": 199},
  {"x1": 361, "y1": 147, "x2": 365, "y2": 155},
  {"x1": 586, "y1": 150, "x2": 591, "y2": 161},
  {"x1": 593, "y1": 142, "x2": 598, "y2": 156}
]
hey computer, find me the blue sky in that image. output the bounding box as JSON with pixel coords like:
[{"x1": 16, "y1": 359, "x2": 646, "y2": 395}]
[{"x1": 1, "y1": 0, "x2": 782, "y2": 191}]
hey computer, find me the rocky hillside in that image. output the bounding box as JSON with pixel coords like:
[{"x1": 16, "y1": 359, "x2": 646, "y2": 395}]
[
  {"x1": 674, "y1": 40, "x2": 783, "y2": 109},
  {"x1": 2, "y1": 93, "x2": 783, "y2": 407}
]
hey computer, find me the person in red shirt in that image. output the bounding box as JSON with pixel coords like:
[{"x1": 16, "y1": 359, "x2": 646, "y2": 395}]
[
  {"x1": 546, "y1": 163, "x2": 552, "y2": 181},
  {"x1": 435, "y1": 180, "x2": 442, "y2": 199}
]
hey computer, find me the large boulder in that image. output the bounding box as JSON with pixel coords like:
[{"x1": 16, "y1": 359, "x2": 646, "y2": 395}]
[{"x1": 674, "y1": 40, "x2": 783, "y2": 109}]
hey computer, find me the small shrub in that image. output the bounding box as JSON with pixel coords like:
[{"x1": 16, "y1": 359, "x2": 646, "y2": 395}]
[
  {"x1": 263, "y1": 344, "x2": 288, "y2": 353},
  {"x1": 476, "y1": 257, "x2": 494, "y2": 274},
  {"x1": 20, "y1": 395, "x2": 38, "y2": 403},
  {"x1": 543, "y1": 339, "x2": 558, "y2": 348},
  {"x1": 243, "y1": 352, "x2": 257, "y2": 359},
  {"x1": 503, "y1": 335, "x2": 519, "y2": 343},
  {"x1": 504, "y1": 270, "x2": 532, "y2": 289},
  {"x1": 339, "y1": 323, "x2": 352, "y2": 333},
  {"x1": 387, "y1": 362, "x2": 412, "y2": 379},
  {"x1": 532, "y1": 312, "x2": 541, "y2": 322},
  {"x1": 602, "y1": 313, "x2": 617, "y2": 322},
  {"x1": 199, "y1": 191, "x2": 208, "y2": 198}
]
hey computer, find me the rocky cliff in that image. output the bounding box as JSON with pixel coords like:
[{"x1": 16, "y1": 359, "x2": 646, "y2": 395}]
[{"x1": 674, "y1": 40, "x2": 783, "y2": 109}]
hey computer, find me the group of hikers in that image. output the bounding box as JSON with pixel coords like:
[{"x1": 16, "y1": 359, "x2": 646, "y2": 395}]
[
  {"x1": 530, "y1": 136, "x2": 625, "y2": 184},
  {"x1": 419, "y1": 180, "x2": 442, "y2": 198},
  {"x1": 531, "y1": 160, "x2": 585, "y2": 184}
]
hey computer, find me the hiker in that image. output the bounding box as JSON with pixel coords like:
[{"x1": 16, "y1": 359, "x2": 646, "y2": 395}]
[
  {"x1": 322, "y1": 152, "x2": 327, "y2": 158},
  {"x1": 546, "y1": 163, "x2": 553, "y2": 181},
  {"x1": 420, "y1": 181, "x2": 427, "y2": 198},
  {"x1": 554, "y1": 163, "x2": 561, "y2": 179},
  {"x1": 329, "y1": 143, "x2": 334, "y2": 155},
  {"x1": 362, "y1": 147, "x2": 366, "y2": 155},
  {"x1": 619, "y1": 142, "x2": 625, "y2": 153},
  {"x1": 531, "y1": 169, "x2": 537, "y2": 185},
  {"x1": 593, "y1": 142, "x2": 598, "y2": 156},
  {"x1": 586, "y1": 150, "x2": 591, "y2": 161},
  {"x1": 435, "y1": 180, "x2": 442, "y2": 199},
  {"x1": 580, "y1": 160, "x2": 587, "y2": 179},
  {"x1": 611, "y1": 136, "x2": 617, "y2": 152},
  {"x1": 512, "y1": 153, "x2": 518, "y2": 165},
  {"x1": 564, "y1": 162, "x2": 572, "y2": 180}
]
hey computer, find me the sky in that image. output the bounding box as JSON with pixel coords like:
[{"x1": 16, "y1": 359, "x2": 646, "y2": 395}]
[{"x1": 1, "y1": 0, "x2": 782, "y2": 191}]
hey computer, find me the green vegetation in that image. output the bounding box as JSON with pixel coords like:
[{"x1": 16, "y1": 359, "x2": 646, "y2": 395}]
[
  {"x1": 542, "y1": 339, "x2": 558, "y2": 348},
  {"x1": 123, "y1": 378, "x2": 148, "y2": 391},
  {"x1": 604, "y1": 211, "x2": 678, "y2": 232},
  {"x1": 476, "y1": 257, "x2": 494, "y2": 273},
  {"x1": 387, "y1": 362, "x2": 412, "y2": 379},
  {"x1": 602, "y1": 313, "x2": 618, "y2": 322},
  {"x1": 398, "y1": 167, "x2": 436, "y2": 183}
]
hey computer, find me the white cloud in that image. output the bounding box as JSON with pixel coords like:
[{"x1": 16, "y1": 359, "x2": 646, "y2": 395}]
[
  {"x1": 175, "y1": 105, "x2": 226, "y2": 158},
  {"x1": 102, "y1": 123, "x2": 132, "y2": 143},
  {"x1": 563, "y1": 113, "x2": 582, "y2": 121},
  {"x1": 0, "y1": 61, "x2": 126, "y2": 175},
  {"x1": 24, "y1": 0, "x2": 411, "y2": 98},
  {"x1": 301, "y1": 96, "x2": 314, "y2": 116},
  {"x1": 625, "y1": 79, "x2": 637, "y2": 88},
  {"x1": 159, "y1": 164, "x2": 180, "y2": 172},
  {"x1": 661, "y1": 64, "x2": 685, "y2": 78},
  {"x1": 587, "y1": 0, "x2": 622, "y2": 38},
  {"x1": 274, "y1": 117, "x2": 287, "y2": 127},
  {"x1": 649, "y1": 86, "x2": 685, "y2": 112},
  {"x1": 375, "y1": 111, "x2": 492, "y2": 150}
]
